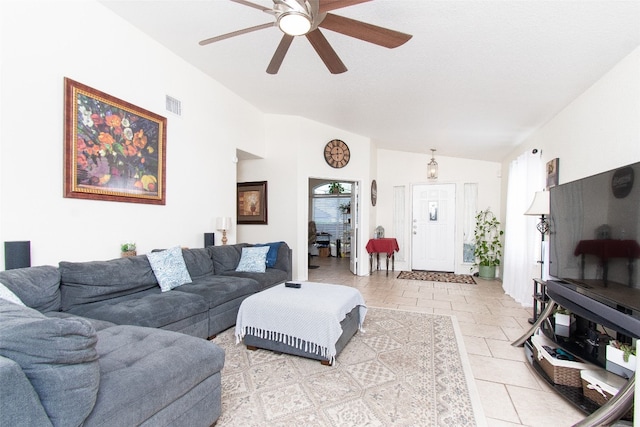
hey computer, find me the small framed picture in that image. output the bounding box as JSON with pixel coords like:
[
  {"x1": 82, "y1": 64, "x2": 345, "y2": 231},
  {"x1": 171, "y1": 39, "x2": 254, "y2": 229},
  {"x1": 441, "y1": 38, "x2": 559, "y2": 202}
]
[
  {"x1": 237, "y1": 181, "x2": 268, "y2": 224},
  {"x1": 546, "y1": 158, "x2": 559, "y2": 189}
]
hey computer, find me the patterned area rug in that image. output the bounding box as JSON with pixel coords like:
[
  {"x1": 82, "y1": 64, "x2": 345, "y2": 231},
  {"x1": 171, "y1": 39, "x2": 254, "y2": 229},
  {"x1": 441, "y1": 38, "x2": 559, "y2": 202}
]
[
  {"x1": 212, "y1": 307, "x2": 483, "y2": 426},
  {"x1": 397, "y1": 270, "x2": 477, "y2": 284}
]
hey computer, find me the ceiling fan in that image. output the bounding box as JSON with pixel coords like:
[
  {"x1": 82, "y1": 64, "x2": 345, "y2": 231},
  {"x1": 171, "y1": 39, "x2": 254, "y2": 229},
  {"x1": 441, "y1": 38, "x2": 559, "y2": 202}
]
[{"x1": 199, "y1": 0, "x2": 412, "y2": 74}]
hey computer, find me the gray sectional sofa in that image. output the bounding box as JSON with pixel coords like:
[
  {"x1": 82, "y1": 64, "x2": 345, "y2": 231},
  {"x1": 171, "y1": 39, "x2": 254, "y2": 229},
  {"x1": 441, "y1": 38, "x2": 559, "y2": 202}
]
[{"x1": 0, "y1": 242, "x2": 292, "y2": 427}]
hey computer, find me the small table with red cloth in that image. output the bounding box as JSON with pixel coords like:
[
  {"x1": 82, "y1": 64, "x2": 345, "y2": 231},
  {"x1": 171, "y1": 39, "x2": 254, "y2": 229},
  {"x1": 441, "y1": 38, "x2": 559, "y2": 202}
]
[
  {"x1": 574, "y1": 239, "x2": 640, "y2": 286},
  {"x1": 365, "y1": 238, "x2": 399, "y2": 276}
]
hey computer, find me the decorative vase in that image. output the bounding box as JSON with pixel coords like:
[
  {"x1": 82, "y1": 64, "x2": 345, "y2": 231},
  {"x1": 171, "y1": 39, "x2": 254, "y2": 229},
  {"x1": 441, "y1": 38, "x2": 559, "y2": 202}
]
[
  {"x1": 121, "y1": 251, "x2": 137, "y2": 257},
  {"x1": 478, "y1": 265, "x2": 496, "y2": 279}
]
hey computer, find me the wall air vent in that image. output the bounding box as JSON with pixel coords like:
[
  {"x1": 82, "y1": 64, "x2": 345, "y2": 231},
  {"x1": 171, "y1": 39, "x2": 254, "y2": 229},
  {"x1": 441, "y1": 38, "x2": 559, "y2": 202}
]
[{"x1": 165, "y1": 95, "x2": 182, "y2": 116}]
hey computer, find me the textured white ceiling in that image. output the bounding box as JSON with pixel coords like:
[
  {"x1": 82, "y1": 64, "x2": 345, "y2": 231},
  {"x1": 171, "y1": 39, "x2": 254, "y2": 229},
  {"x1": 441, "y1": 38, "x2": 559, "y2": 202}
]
[{"x1": 100, "y1": 0, "x2": 640, "y2": 161}]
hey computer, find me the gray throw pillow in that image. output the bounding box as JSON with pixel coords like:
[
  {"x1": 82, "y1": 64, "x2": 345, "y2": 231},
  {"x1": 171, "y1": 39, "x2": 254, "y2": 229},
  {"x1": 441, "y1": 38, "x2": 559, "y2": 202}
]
[{"x1": 0, "y1": 299, "x2": 100, "y2": 427}]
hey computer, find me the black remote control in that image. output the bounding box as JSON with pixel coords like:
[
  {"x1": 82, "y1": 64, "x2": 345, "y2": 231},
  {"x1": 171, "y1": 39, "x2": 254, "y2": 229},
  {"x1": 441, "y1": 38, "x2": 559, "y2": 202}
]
[{"x1": 285, "y1": 282, "x2": 301, "y2": 288}]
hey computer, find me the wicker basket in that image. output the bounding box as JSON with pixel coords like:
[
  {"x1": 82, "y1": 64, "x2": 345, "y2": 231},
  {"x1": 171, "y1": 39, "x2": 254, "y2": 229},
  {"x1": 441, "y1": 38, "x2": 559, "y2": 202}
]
[
  {"x1": 531, "y1": 334, "x2": 590, "y2": 387},
  {"x1": 121, "y1": 250, "x2": 137, "y2": 257},
  {"x1": 581, "y1": 370, "x2": 633, "y2": 420}
]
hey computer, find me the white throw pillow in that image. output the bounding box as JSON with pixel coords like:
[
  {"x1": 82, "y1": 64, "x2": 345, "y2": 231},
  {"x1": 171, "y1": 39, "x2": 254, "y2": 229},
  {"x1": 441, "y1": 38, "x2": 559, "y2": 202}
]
[
  {"x1": 235, "y1": 246, "x2": 270, "y2": 273},
  {"x1": 147, "y1": 246, "x2": 192, "y2": 292},
  {"x1": 0, "y1": 281, "x2": 26, "y2": 306}
]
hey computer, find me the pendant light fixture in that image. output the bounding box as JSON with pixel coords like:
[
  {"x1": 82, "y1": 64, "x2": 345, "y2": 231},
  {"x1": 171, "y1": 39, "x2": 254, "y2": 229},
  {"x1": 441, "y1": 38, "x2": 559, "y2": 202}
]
[{"x1": 427, "y1": 149, "x2": 438, "y2": 179}]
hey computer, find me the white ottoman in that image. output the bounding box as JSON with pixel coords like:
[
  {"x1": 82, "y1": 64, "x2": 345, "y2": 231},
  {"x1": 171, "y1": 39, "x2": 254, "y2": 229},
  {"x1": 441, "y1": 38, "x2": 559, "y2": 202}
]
[{"x1": 235, "y1": 282, "x2": 367, "y2": 365}]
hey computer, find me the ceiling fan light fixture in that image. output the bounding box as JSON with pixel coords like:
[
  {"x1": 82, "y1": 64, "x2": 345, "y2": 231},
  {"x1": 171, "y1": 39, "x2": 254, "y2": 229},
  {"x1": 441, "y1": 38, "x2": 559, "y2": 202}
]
[{"x1": 277, "y1": 11, "x2": 312, "y2": 36}]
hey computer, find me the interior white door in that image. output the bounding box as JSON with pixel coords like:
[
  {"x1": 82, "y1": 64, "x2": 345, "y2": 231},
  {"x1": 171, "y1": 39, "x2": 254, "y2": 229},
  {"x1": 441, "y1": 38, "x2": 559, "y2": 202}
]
[
  {"x1": 411, "y1": 183, "x2": 456, "y2": 271},
  {"x1": 350, "y1": 182, "x2": 359, "y2": 275}
]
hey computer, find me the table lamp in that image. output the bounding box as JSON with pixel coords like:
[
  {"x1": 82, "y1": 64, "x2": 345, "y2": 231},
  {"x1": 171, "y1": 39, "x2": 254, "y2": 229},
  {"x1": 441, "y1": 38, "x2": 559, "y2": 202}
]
[{"x1": 216, "y1": 217, "x2": 232, "y2": 245}]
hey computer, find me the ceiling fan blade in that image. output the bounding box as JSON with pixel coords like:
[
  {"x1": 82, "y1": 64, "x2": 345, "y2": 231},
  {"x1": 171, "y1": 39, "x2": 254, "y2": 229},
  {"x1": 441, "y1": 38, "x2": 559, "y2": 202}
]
[
  {"x1": 199, "y1": 22, "x2": 275, "y2": 46},
  {"x1": 319, "y1": 13, "x2": 412, "y2": 48},
  {"x1": 306, "y1": 29, "x2": 347, "y2": 74},
  {"x1": 267, "y1": 35, "x2": 295, "y2": 74},
  {"x1": 319, "y1": 0, "x2": 371, "y2": 13},
  {"x1": 231, "y1": 0, "x2": 275, "y2": 14}
]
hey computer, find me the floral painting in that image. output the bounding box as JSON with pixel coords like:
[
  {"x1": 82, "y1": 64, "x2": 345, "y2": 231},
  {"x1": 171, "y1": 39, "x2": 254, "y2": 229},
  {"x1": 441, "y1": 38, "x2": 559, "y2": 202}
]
[
  {"x1": 64, "y1": 78, "x2": 167, "y2": 204},
  {"x1": 237, "y1": 181, "x2": 268, "y2": 224}
]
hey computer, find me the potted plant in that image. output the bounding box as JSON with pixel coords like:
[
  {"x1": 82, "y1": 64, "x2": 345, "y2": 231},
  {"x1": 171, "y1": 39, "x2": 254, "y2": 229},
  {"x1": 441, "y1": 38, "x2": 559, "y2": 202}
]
[
  {"x1": 121, "y1": 242, "x2": 137, "y2": 257},
  {"x1": 328, "y1": 182, "x2": 344, "y2": 194},
  {"x1": 472, "y1": 208, "x2": 503, "y2": 279},
  {"x1": 339, "y1": 202, "x2": 351, "y2": 214}
]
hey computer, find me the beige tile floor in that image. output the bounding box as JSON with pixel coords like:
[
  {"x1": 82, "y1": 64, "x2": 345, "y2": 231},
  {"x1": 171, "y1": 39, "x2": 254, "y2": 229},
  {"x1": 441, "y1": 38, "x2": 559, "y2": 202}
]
[{"x1": 308, "y1": 255, "x2": 586, "y2": 426}]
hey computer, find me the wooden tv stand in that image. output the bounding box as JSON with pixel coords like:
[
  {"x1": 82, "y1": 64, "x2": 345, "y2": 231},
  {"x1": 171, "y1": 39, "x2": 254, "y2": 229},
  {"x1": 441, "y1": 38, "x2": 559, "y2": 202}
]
[{"x1": 513, "y1": 279, "x2": 639, "y2": 426}]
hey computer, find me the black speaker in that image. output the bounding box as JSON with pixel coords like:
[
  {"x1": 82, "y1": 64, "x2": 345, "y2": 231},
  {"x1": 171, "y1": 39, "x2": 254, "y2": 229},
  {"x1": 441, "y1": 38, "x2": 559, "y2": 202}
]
[
  {"x1": 5, "y1": 241, "x2": 31, "y2": 270},
  {"x1": 204, "y1": 233, "x2": 215, "y2": 247}
]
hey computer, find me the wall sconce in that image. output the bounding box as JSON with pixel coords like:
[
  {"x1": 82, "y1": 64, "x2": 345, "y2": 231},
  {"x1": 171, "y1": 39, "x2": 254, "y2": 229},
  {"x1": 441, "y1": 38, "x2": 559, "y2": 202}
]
[
  {"x1": 427, "y1": 149, "x2": 438, "y2": 179},
  {"x1": 216, "y1": 217, "x2": 232, "y2": 245}
]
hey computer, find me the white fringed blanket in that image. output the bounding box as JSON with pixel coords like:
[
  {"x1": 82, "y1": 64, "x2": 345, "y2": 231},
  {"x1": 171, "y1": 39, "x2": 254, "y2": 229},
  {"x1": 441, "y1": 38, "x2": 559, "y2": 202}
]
[{"x1": 235, "y1": 282, "x2": 367, "y2": 362}]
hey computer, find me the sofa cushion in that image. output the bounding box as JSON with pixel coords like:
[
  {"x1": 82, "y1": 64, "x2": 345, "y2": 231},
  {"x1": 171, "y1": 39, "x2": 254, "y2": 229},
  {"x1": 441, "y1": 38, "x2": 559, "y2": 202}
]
[
  {"x1": 84, "y1": 325, "x2": 224, "y2": 426},
  {"x1": 59, "y1": 256, "x2": 158, "y2": 311},
  {"x1": 235, "y1": 246, "x2": 269, "y2": 273},
  {"x1": 0, "y1": 266, "x2": 61, "y2": 312},
  {"x1": 0, "y1": 299, "x2": 99, "y2": 427},
  {"x1": 255, "y1": 241, "x2": 284, "y2": 268},
  {"x1": 64, "y1": 287, "x2": 208, "y2": 330},
  {"x1": 0, "y1": 282, "x2": 25, "y2": 306},
  {"x1": 222, "y1": 269, "x2": 288, "y2": 291},
  {"x1": 182, "y1": 248, "x2": 215, "y2": 279},
  {"x1": 45, "y1": 311, "x2": 117, "y2": 332},
  {"x1": 174, "y1": 275, "x2": 261, "y2": 307},
  {"x1": 146, "y1": 246, "x2": 192, "y2": 292},
  {"x1": 209, "y1": 244, "x2": 248, "y2": 274}
]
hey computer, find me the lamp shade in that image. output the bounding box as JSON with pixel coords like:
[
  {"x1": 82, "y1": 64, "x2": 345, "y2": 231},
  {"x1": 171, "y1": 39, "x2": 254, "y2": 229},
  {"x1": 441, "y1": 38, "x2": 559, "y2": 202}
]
[
  {"x1": 524, "y1": 191, "x2": 550, "y2": 216},
  {"x1": 216, "y1": 217, "x2": 232, "y2": 231}
]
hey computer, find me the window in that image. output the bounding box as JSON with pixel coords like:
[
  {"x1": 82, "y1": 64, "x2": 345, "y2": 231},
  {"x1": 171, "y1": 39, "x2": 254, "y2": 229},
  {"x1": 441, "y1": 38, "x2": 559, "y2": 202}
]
[{"x1": 311, "y1": 182, "x2": 351, "y2": 243}]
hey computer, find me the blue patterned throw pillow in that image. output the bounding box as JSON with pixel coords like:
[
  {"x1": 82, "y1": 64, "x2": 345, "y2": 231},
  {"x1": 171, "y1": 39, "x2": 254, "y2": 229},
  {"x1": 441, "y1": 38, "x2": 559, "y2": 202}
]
[
  {"x1": 147, "y1": 246, "x2": 192, "y2": 292},
  {"x1": 235, "y1": 246, "x2": 270, "y2": 273}
]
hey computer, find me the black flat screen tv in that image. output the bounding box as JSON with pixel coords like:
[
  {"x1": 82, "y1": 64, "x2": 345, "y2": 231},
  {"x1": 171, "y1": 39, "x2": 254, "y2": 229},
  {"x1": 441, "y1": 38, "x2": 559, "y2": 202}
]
[{"x1": 549, "y1": 161, "x2": 640, "y2": 315}]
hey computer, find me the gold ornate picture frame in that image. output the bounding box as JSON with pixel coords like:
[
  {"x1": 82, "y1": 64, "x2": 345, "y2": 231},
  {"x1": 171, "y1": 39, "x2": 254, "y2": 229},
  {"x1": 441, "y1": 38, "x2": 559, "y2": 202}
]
[{"x1": 64, "y1": 78, "x2": 167, "y2": 204}]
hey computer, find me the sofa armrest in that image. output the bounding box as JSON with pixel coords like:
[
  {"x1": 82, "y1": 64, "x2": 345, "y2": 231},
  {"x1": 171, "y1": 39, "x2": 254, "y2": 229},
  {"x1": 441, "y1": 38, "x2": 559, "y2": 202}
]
[
  {"x1": 286, "y1": 247, "x2": 292, "y2": 281},
  {"x1": 273, "y1": 243, "x2": 293, "y2": 281},
  {"x1": 0, "y1": 356, "x2": 52, "y2": 427}
]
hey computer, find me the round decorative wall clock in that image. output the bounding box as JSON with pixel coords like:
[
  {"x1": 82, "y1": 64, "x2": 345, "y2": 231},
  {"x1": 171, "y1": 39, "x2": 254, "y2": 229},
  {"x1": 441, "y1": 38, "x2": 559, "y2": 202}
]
[{"x1": 324, "y1": 139, "x2": 350, "y2": 169}]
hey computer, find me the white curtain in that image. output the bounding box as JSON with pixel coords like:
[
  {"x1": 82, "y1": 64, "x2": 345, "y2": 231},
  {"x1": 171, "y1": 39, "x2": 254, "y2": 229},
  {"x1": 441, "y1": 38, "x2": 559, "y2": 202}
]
[{"x1": 502, "y1": 151, "x2": 544, "y2": 306}]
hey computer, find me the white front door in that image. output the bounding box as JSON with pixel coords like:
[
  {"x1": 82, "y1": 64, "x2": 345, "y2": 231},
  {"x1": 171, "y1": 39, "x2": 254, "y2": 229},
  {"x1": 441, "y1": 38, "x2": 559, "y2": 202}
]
[
  {"x1": 349, "y1": 182, "x2": 359, "y2": 275},
  {"x1": 411, "y1": 183, "x2": 456, "y2": 271}
]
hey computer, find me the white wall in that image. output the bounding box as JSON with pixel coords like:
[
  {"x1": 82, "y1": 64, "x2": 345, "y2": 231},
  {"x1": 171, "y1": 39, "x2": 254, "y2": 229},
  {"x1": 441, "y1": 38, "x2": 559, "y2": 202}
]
[
  {"x1": 376, "y1": 150, "x2": 502, "y2": 274},
  {"x1": 0, "y1": 0, "x2": 264, "y2": 265},
  {"x1": 237, "y1": 114, "x2": 373, "y2": 280},
  {"x1": 501, "y1": 46, "x2": 640, "y2": 198},
  {"x1": 499, "y1": 46, "x2": 640, "y2": 285}
]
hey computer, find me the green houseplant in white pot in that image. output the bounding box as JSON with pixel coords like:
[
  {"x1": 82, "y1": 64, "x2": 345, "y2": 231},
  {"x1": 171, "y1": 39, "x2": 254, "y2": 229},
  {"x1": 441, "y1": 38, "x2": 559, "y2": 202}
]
[{"x1": 472, "y1": 208, "x2": 503, "y2": 279}]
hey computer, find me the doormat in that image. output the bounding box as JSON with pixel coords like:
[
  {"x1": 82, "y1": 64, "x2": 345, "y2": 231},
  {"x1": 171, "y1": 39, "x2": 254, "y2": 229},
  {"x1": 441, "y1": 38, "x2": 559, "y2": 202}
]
[{"x1": 397, "y1": 270, "x2": 476, "y2": 285}]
